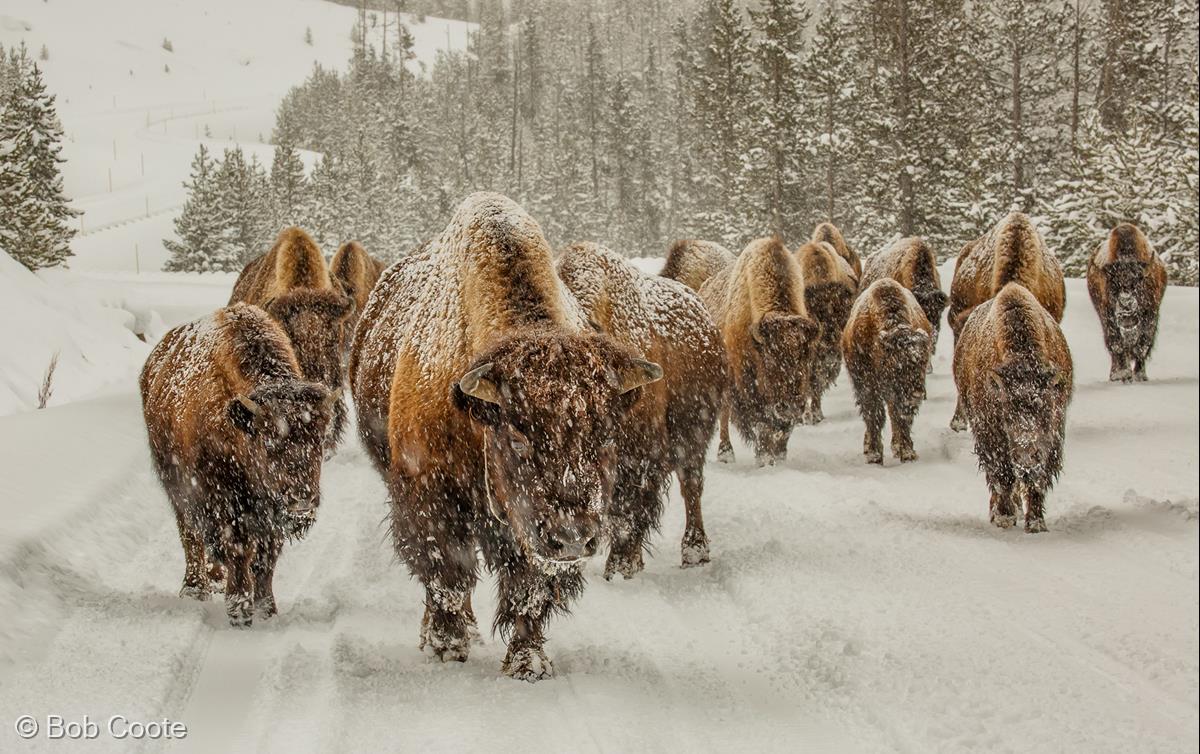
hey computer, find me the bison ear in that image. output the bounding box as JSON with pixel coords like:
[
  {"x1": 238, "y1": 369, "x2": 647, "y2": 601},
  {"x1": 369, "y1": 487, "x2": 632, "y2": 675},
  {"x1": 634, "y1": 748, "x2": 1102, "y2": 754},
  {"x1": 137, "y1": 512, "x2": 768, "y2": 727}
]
[
  {"x1": 333, "y1": 294, "x2": 356, "y2": 320},
  {"x1": 228, "y1": 395, "x2": 262, "y2": 435},
  {"x1": 610, "y1": 358, "x2": 664, "y2": 395}
]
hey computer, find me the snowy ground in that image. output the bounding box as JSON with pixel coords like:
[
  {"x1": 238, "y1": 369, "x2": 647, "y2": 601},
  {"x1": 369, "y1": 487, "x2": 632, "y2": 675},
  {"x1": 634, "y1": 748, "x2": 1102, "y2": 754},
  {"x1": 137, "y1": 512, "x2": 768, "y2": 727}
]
[{"x1": 0, "y1": 269, "x2": 1196, "y2": 753}]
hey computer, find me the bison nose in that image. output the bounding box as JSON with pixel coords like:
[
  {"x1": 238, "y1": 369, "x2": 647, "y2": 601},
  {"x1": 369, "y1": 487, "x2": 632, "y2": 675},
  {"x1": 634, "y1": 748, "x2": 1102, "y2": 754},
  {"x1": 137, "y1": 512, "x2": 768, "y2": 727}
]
[
  {"x1": 543, "y1": 518, "x2": 600, "y2": 561},
  {"x1": 287, "y1": 493, "x2": 318, "y2": 514}
]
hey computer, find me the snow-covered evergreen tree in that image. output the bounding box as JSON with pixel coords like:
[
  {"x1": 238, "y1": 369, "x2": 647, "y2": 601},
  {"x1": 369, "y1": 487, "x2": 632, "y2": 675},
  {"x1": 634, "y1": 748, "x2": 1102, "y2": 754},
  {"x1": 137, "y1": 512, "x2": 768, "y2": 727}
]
[
  {"x1": 0, "y1": 62, "x2": 77, "y2": 270},
  {"x1": 269, "y1": 140, "x2": 308, "y2": 232},
  {"x1": 163, "y1": 144, "x2": 232, "y2": 272},
  {"x1": 214, "y1": 147, "x2": 271, "y2": 267}
]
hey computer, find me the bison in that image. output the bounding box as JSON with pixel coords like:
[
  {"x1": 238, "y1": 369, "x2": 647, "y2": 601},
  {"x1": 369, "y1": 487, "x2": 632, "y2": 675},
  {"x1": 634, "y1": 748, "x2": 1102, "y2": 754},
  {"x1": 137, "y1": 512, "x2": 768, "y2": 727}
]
[
  {"x1": 859, "y1": 236, "x2": 948, "y2": 357},
  {"x1": 812, "y1": 222, "x2": 862, "y2": 280},
  {"x1": 953, "y1": 283, "x2": 1073, "y2": 533},
  {"x1": 948, "y1": 213, "x2": 1065, "y2": 430},
  {"x1": 140, "y1": 303, "x2": 339, "y2": 626},
  {"x1": 793, "y1": 241, "x2": 857, "y2": 424},
  {"x1": 556, "y1": 243, "x2": 727, "y2": 576},
  {"x1": 660, "y1": 239, "x2": 737, "y2": 292},
  {"x1": 349, "y1": 193, "x2": 662, "y2": 681},
  {"x1": 230, "y1": 227, "x2": 354, "y2": 448},
  {"x1": 1086, "y1": 223, "x2": 1167, "y2": 382},
  {"x1": 698, "y1": 237, "x2": 819, "y2": 466},
  {"x1": 842, "y1": 279, "x2": 933, "y2": 464},
  {"x1": 330, "y1": 240, "x2": 387, "y2": 357}
]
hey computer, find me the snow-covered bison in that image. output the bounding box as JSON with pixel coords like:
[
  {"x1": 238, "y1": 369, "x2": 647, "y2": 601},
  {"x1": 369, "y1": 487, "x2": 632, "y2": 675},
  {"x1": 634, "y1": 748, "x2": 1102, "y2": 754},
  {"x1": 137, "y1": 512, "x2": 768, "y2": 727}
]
[
  {"x1": 140, "y1": 303, "x2": 340, "y2": 626},
  {"x1": 698, "y1": 237, "x2": 819, "y2": 466},
  {"x1": 812, "y1": 222, "x2": 862, "y2": 280},
  {"x1": 1086, "y1": 223, "x2": 1167, "y2": 382},
  {"x1": 659, "y1": 239, "x2": 736, "y2": 291},
  {"x1": 229, "y1": 227, "x2": 354, "y2": 448},
  {"x1": 859, "y1": 236, "x2": 948, "y2": 355},
  {"x1": 953, "y1": 283, "x2": 1073, "y2": 532},
  {"x1": 794, "y1": 240, "x2": 857, "y2": 424},
  {"x1": 948, "y1": 213, "x2": 1064, "y2": 430},
  {"x1": 348, "y1": 193, "x2": 662, "y2": 681},
  {"x1": 842, "y1": 279, "x2": 933, "y2": 464},
  {"x1": 330, "y1": 240, "x2": 386, "y2": 356},
  {"x1": 557, "y1": 243, "x2": 727, "y2": 576}
]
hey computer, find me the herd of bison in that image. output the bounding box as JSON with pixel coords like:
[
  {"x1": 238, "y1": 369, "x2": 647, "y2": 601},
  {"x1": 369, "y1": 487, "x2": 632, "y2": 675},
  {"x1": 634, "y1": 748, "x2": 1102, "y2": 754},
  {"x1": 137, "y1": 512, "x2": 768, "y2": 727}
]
[{"x1": 138, "y1": 192, "x2": 1169, "y2": 681}]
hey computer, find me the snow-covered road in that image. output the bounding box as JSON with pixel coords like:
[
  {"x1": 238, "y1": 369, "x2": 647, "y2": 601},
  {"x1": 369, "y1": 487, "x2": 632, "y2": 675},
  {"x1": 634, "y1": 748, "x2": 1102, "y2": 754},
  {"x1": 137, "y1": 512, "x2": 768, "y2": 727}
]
[{"x1": 1, "y1": 276, "x2": 1196, "y2": 753}]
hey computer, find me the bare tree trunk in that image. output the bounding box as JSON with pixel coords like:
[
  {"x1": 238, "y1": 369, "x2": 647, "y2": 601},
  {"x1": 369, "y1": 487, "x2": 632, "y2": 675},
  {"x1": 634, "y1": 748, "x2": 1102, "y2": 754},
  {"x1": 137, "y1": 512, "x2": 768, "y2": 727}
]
[
  {"x1": 1012, "y1": 13, "x2": 1025, "y2": 209},
  {"x1": 826, "y1": 86, "x2": 835, "y2": 222},
  {"x1": 1071, "y1": 0, "x2": 1082, "y2": 152},
  {"x1": 897, "y1": 0, "x2": 915, "y2": 236}
]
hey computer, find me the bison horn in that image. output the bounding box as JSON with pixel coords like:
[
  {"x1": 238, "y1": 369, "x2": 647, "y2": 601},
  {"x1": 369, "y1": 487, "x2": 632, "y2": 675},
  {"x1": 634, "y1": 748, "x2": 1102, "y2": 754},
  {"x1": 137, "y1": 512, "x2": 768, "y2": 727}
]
[
  {"x1": 324, "y1": 386, "x2": 344, "y2": 408},
  {"x1": 459, "y1": 363, "x2": 502, "y2": 405},
  {"x1": 614, "y1": 359, "x2": 664, "y2": 394},
  {"x1": 990, "y1": 370, "x2": 1005, "y2": 392},
  {"x1": 750, "y1": 321, "x2": 765, "y2": 345},
  {"x1": 236, "y1": 394, "x2": 264, "y2": 416}
]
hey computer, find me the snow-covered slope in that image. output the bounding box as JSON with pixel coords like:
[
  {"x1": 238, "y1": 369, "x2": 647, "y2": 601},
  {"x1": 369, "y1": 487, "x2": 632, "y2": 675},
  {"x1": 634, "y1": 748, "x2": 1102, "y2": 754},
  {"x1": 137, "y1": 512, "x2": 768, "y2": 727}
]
[
  {"x1": 0, "y1": 274, "x2": 1195, "y2": 753},
  {"x1": 0, "y1": 0, "x2": 471, "y2": 273},
  {"x1": 0, "y1": 250, "x2": 152, "y2": 415}
]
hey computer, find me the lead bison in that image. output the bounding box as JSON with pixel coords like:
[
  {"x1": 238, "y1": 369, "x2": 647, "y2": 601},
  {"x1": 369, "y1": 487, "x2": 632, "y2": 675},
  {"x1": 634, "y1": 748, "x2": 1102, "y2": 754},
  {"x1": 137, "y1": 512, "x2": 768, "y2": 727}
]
[
  {"x1": 348, "y1": 193, "x2": 662, "y2": 681},
  {"x1": 954, "y1": 283, "x2": 1073, "y2": 533},
  {"x1": 1086, "y1": 223, "x2": 1167, "y2": 382},
  {"x1": 230, "y1": 228, "x2": 354, "y2": 449},
  {"x1": 859, "y1": 236, "x2": 948, "y2": 357},
  {"x1": 794, "y1": 240, "x2": 857, "y2": 424},
  {"x1": 842, "y1": 279, "x2": 933, "y2": 464},
  {"x1": 948, "y1": 213, "x2": 1065, "y2": 430},
  {"x1": 140, "y1": 303, "x2": 339, "y2": 626},
  {"x1": 556, "y1": 243, "x2": 727, "y2": 576},
  {"x1": 698, "y1": 237, "x2": 819, "y2": 466},
  {"x1": 659, "y1": 239, "x2": 736, "y2": 291}
]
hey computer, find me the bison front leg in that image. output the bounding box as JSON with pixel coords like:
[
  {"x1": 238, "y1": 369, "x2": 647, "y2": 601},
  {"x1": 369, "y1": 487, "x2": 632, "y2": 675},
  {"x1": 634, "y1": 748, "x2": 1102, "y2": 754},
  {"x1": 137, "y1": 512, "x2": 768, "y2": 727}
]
[
  {"x1": 171, "y1": 504, "x2": 210, "y2": 601},
  {"x1": 1109, "y1": 351, "x2": 1133, "y2": 382},
  {"x1": 989, "y1": 488, "x2": 1018, "y2": 529},
  {"x1": 949, "y1": 395, "x2": 969, "y2": 432},
  {"x1": 679, "y1": 460, "x2": 710, "y2": 568},
  {"x1": 223, "y1": 545, "x2": 256, "y2": 628},
  {"x1": 717, "y1": 404, "x2": 735, "y2": 463},
  {"x1": 604, "y1": 475, "x2": 662, "y2": 580},
  {"x1": 1024, "y1": 487, "x2": 1048, "y2": 533},
  {"x1": 419, "y1": 581, "x2": 474, "y2": 662},
  {"x1": 252, "y1": 537, "x2": 283, "y2": 619},
  {"x1": 497, "y1": 567, "x2": 584, "y2": 682}
]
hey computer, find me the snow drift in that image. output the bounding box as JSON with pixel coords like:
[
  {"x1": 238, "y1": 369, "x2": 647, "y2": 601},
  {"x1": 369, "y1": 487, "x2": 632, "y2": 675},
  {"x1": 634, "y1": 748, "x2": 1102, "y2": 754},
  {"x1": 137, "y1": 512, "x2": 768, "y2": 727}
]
[{"x1": 0, "y1": 249, "x2": 151, "y2": 415}]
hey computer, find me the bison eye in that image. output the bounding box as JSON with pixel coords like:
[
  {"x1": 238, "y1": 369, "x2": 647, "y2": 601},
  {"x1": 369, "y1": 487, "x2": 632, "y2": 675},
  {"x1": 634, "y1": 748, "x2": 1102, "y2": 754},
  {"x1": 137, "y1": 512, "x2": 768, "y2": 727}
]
[{"x1": 507, "y1": 429, "x2": 533, "y2": 458}]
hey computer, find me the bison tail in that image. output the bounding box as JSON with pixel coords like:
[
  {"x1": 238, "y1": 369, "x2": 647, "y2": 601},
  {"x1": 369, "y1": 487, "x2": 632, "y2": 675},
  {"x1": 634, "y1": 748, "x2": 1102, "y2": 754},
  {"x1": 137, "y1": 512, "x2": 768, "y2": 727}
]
[{"x1": 881, "y1": 324, "x2": 931, "y2": 369}]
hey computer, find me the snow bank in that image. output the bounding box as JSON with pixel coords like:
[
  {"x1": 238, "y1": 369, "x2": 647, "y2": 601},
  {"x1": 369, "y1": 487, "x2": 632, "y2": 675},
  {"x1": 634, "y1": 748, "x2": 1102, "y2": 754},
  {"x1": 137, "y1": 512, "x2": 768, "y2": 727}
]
[{"x1": 0, "y1": 250, "x2": 150, "y2": 416}]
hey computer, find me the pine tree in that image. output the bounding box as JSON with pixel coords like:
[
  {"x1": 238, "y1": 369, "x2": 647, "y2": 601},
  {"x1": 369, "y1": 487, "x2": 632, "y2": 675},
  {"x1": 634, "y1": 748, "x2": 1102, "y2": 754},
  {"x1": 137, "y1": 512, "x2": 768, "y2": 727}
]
[
  {"x1": 748, "y1": 0, "x2": 808, "y2": 237},
  {"x1": 799, "y1": 1, "x2": 863, "y2": 236},
  {"x1": 214, "y1": 147, "x2": 270, "y2": 267},
  {"x1": 269, "y1": 141, "x2": 307, "y2": 232},
  {"x1": 164, "y1": 145, "x2": 230, "y2": 272},
  {"x1": 0, "y1": 62, "x2": 78, "y2": 270}
]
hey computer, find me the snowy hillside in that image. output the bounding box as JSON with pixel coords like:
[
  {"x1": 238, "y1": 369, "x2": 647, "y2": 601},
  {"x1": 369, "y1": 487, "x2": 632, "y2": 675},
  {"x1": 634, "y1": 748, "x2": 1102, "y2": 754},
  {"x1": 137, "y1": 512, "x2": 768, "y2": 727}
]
[
  {"x1": 0, "y1": 0, "x2": 470, "y2": 272},
  {"x1": 0, "y1": 270, "x2": 1195, "y2": 752}
]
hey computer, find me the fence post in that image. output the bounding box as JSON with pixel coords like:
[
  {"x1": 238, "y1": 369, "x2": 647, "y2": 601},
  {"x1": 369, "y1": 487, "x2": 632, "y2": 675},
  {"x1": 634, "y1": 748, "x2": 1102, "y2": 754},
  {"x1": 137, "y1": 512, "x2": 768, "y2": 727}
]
[{"x1": 135, "y1": 243, "x2": 140, "y2": 275}]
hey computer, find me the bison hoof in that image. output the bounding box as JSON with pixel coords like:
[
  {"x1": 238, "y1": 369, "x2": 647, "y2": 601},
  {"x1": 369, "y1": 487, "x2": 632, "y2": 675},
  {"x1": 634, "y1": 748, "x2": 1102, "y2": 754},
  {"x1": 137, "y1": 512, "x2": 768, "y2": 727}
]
[
  {"x1": 894, "y1": 447, "x2": 918, "y2": 463},
  {"x1": 179, "y1": 583, "x2": 209, "y2": 601},
  {"x1": 255, "y1": 598, "x2": 278, "y2": 620},
  {"x1": 1133, "y1": 370, "x2": 1148, "y2": 383},
  {"x1": 1025, "y1": 517, "x2": 1048, "y2": 534},
  {"x1": 717, "y1": 444, "x2": 735, "y2": 464},
  {"x1": 864, "y1": 450, "x2": 883, "y2": 465},
  {"x1": 680, "y1": 534, "x2": 710, "y2": 568},
  {"x1": 226, "y1": 595, "x2": 253, "y2": 628},
  {"x1": 949, "y1": 416, "x2": 968, "y2": 432},
  {"x1": 503, "y1": 644, "x2": 554, "y2": 682},
  {"x1": 420, "y1": 629, "x2": 470, "y2": 663},
  {"x1": 991, "y1": 513, "x2": 1017, "y2": 529},
  {"x1": 1110, "y1": 368, "x2": 1133, "y2": 382},
  {"x1": 604, "y1": 548, "x2": 644, "y2": 581}
]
